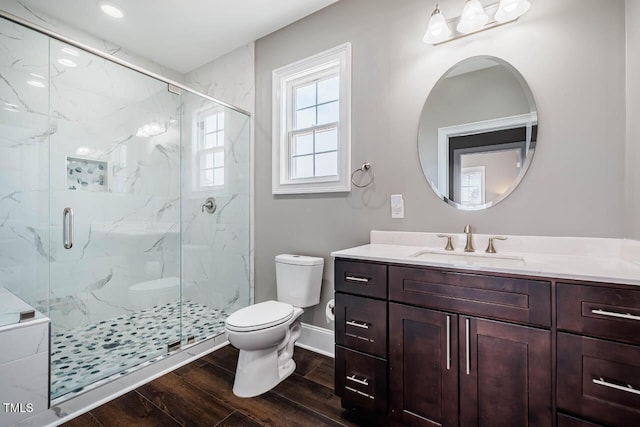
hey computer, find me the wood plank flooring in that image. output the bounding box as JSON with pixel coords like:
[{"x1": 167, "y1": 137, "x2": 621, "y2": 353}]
[{"x1": 62, "y1": 345, "x2": 384, "y2": 427}]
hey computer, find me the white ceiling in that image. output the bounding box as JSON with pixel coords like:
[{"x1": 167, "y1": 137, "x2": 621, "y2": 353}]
[{"x1": 19, "y1": 0, "x2": 340, "y2": 74}]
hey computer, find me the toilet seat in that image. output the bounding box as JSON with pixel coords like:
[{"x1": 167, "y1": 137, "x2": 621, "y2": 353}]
[{"x1": 225, "y1": 300, "x2": 294, "y2": 332}]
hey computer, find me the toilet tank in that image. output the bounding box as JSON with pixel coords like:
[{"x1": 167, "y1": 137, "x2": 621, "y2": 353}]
[{"x1": 275, "y1": 254, "x2": 324, "y2": 308}]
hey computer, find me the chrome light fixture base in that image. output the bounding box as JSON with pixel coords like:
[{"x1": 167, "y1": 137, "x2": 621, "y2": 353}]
[{"x1": 426, "y1": 1, "x2": 528, "y2": 46}]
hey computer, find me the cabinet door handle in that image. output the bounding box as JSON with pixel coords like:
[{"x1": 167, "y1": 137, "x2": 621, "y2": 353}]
[
  {"x1": 591, "y1": 309, "x2": 640, "y2": 322},
  {"x1": 347, "y1": 374, "x2": 369, "y2": 386},
  {"x1": 446, "y1": 315, "x2": 451, "y2": 370},
  {"x1": 345, "y1": 386, "x2": 374, "y2": 400},
  {"x1": 345, "y1": 276, "x2": 369, "y2": 283},
  {"x1": 63, "y1": 207, "x2": 74, "y2": 249},
  {"x1": 346, "y1": 320, "x2": 370, "y2": 329},
  {"x1": 593, "y1": 378, "x2": 640, "y2": 395},
  {"x1": 465, "y1": 318, "x2": 470, "y2": 375}
]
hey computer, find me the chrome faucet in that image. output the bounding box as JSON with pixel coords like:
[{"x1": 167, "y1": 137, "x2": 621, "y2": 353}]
[{"x1": 463, "y1": 224, "x2": 474, "y2": 252}]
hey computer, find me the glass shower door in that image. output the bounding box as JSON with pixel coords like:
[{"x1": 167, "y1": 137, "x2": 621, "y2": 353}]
[{"x1": 48, "y1": 39, "x2": 182, "y2": 399}]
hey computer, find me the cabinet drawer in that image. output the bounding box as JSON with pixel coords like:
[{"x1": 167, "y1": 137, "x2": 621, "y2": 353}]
[
  {"x1": 335, "y1": 259, "x2": 387, "y2": 299},
  {"x1": 335, "y1": 293, "x2": 387, "y2": 357},
  {"x1": 557, "y1": 333, "x2": 640, "y2": 427},
  {"x1": 557, "y1": 283, "x2": 640, "y2": 345},
  {"x1": 335, "y1": 346, "x2": 387, "y2": 414},
  {"x1": 389, "y1": 266, "x2": 551, "y2": 327}
]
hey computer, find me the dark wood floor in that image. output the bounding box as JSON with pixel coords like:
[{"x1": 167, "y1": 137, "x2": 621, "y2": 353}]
[{"x1": 62, "y1": 345, "x2": 379, "y2": 427}]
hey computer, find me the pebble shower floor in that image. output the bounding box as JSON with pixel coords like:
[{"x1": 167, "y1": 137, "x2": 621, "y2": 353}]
[{"x1": 50, "y1": 301, "x2": 228, "y2": 399}]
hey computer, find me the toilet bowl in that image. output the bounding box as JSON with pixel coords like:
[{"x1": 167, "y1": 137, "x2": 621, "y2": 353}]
[
  {"x1": 225, "y1": 254, "x2": 324, "y2": 397},
  {"x1": 128, "y1": 277, "x2": 180, "y2": 310}
]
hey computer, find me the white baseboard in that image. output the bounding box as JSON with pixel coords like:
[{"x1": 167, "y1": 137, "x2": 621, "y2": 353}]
[{"x1": 295, "y1": 322, "x2": 334, "y2": 358}]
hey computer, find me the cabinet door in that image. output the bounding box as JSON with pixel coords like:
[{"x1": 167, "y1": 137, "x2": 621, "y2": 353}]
[
  {"x1": 459, "y1": 317, "x2": 552, "y2": 427},
  {"x1": 389, "y1": 303, "x2": 458, "y2": 427}
]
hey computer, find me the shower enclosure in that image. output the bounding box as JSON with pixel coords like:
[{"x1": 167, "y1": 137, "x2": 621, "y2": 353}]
[{"x1": 0, "y1": 15, "x2": 250, "y2": 400}]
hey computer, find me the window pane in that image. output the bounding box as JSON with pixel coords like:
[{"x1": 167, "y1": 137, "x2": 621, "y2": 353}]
[
  {"x1": 214, "y1": 168, "x2": 224, "y2": 185},
  {"x1": 317, "y1": 101, "x2": 339, "y2": 125},
  {"x1": 205, "y1": 115, "x2": 217, "y2": 133},
  {"x1": 217, "y1": 112, "x2": 225, "y2": 130},
  {"x1": 216, "y1": 130, "x2": 225, "y2": 147},
  {"x1": 295, "y1": 107, "x2": 316, "y2": 129},
  {"x1": 202, "y1": 153, "x2": 214, "y2": 169},
  {"x1": 200, "y1": 169, "x2": 213, "y2": 187},
  {"x1": 318, "y1": 76, "x2": 339, "y2": 104},
  {"x1": 315, "y1": 151, "x2": 338, "y2": 177},
  {"x1": 204, "y1": 132, "x2": 216, "y2": 149},
  {"x1": 295, "y1": 83, "x2": 316, "y2": 110},
  {"x1": 291, "y1": 155, "x2": 314, "y2": 179},
  {"x1": 291, "y1": 132, "x2": 313, "y2": 156},
  {"x1": 214, "y1": 151, "x2": 224, "y2": 167},
  {"x1": 315, "y1": 128, "x2": 338, "y2": 152}
]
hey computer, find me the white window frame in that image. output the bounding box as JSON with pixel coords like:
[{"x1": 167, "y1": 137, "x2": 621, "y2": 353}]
[
  {"x1": 272, "y1": 43, "x2": 351, "y2": 194},
  {"x1": 460, "y1": 165, "x2": 486, "y2": 206},
  {"x1": 192, "y1": 107, "x2": 227, "y2": 194}
]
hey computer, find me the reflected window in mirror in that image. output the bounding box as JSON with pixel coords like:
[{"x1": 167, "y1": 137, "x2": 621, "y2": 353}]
[{"x1": 418, "y1": 56, "x2": 537, "y2": 210}]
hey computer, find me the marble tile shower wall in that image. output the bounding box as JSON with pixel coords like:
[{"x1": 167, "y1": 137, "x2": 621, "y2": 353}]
[
  {"x1": 0, "y1": 15, "x2": 252, "y2": 334},
  {"x1": 0, "y1": 19, "x2": 51, "y2": 313}
]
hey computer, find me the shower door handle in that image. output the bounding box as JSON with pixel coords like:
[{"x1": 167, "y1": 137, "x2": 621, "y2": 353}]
[{"x1": 63, "y1": 207, "x2": 73, "y2": 249}]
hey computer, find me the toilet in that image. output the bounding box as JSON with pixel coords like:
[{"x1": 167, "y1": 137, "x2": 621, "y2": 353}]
[{"x1": 225, "y1": 254, "x2": 324, "y2": 397}]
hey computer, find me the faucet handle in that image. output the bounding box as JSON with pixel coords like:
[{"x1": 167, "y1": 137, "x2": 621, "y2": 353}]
[
  {"x1": 437, "y1": 234, "x2": 455, "y2": 251},
  {"x1": 485, "y1": 236, "x2": 507, "y2": 254}
]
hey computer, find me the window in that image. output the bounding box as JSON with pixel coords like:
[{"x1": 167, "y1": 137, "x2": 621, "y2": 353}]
[
  {"x1": 272, "y1": 43, "x2": 351, "y2": 194},
  {"x1": 196, "y1": 109, "x2": 225, "y2": 190},
  {"x1": 460, "y1": 166, "x2": 485, "y2": 206}
]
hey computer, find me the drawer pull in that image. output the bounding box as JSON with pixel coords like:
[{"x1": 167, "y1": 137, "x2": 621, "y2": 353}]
[
  {"x1": 465, "y1": 318, "x2": 471, "y2": 375},
  {"x1": 593, "y1": 377, "x2": 640, "y2": 396},
  {"x1": 345, "y1": 276, "x2": 370, "y2": 283},
  {"x1": 345, "y1": 386, "x2": 374, "y2": 400},
  {"x1": 347, "y1": 374, "x2": 369, "y2": 386},
  {"x1": 346, "y1": 320, "x2": 370, "y2": 329},
  {"x1": 591, "y1": 309, "x2": 640, "y2": 322},
  {"x1": 446, "y1": 315, "x2": 451, "y2": 370}
]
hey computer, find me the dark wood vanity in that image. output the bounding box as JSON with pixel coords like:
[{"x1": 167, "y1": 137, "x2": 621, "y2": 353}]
[{"x1": 334, "y1": 258, "x2": 640, "y2": 427}]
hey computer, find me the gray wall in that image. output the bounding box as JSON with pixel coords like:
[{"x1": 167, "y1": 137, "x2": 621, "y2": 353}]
[
  {"x1": 255, "y1": 0, "x2": 627, "y2": 328},
  {"x1": 626, "y1": 0, "x2": 640, "y2": 239}
]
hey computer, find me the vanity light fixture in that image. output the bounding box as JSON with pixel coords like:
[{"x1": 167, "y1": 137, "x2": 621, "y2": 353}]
[
  {"x1": 61, "y1": 47, "x2": 80, "y2": 57},
  {"x1": 423, "y1": 4, "x2": 452, "y2": 44},
  {"x1": 26, "y1": 79, "x2": 46, "y2": 88},
  {"x1": 494, "y1": 0, "x2": 531, "y2": 22},
  {"x1": 424, "y1": 0, "x2": 531, "y2": 45},
  {"x1": 457, "y1": 0, "x2": 489, "y2": 34},
  {"x1": 99, "y1": 2, "x2": 125, "y2": 19}
]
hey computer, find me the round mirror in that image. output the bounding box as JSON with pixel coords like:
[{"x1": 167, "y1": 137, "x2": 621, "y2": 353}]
[{"x1": 418, "y1": 56, "x2": 537, "y2": 210}]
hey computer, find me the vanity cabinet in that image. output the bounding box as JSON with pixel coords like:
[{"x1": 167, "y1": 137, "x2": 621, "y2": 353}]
[
  {"x1": 388, "y1": 266, "x2": 552, "y2": 427},
  {"x1": 334, "y1": 257, "x2": 640, "y2": 427}
]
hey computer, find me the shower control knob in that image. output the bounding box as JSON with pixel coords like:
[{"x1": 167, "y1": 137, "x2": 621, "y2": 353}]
[{"x1": 202, "y1": 197, "x2": 217, "y2": 214}]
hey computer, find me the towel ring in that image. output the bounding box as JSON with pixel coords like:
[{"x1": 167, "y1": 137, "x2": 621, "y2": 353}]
[{"x1": 351, "y1": 162, "x2": 375, "y2": 188}]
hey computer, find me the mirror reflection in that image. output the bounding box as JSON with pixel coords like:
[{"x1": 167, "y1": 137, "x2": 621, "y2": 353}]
[{"x1": 418, "y1": 56, "x2": 537, "y2": 210}]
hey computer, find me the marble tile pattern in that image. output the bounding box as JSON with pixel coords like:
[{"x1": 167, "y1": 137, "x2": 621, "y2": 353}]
[{"x1": 50, "y1": 300, "x2": 229, "y2": 399}]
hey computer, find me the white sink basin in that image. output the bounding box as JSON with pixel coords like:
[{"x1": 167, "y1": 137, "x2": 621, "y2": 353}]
[{"x1": 409, "y1": 249, "x2": 526, "y2": 267}]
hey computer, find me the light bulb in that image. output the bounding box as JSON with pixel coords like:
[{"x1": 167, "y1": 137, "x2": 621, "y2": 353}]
[
  {"x1": 494, "y1": 0, "x2": 531, "y2": 22},
  {"x1": 457, "y1": 0, "x2": 489, "y2": 34},
  {"x1": 423, "y1": 4, "x2": 452, "y2": 44}
]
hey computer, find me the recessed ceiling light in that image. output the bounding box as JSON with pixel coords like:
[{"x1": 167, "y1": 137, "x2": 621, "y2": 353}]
[
  {"x1": 27, "y1": 80, "x2": 46, "y2": 88},
  {"x1": 57, "y1": 58, "x2": 77, "y2": 67},
  {"x1": 99, "y1": 2, "x2": 125, "y2": 19},
  {"x1": 61, "y1": 47, "x2": 80, "y2": 57}
]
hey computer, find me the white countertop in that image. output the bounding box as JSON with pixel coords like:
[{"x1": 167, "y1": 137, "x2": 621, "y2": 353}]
[{"x1": 330, "y1": 231, "x2": 640, "y2": 287}]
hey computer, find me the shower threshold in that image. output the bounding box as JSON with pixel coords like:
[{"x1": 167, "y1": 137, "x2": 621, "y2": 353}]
[{"x1": 50, "y1": 300, "x2": 229, "y2": 399}]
